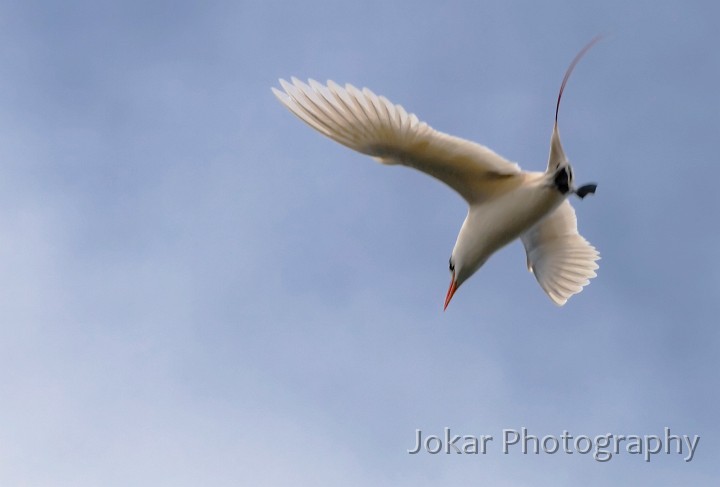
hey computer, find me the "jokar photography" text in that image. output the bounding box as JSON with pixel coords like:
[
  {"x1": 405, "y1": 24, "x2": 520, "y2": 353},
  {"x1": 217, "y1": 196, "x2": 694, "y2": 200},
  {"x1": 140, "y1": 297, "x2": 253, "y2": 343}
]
[{"x1": 407, "y1": 427, "x2": 699, "y2": 462}]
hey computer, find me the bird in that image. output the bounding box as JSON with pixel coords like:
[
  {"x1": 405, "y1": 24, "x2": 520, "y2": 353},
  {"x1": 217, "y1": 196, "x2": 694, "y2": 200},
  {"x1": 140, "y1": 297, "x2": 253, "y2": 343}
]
[{"x1": 272, "y1": 38, "x2": 601, "y2": 309}]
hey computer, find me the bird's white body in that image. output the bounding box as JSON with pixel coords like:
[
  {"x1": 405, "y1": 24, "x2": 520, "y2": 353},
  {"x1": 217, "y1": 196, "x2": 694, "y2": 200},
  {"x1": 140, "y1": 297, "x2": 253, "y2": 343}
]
[
  {"x1": 273, "y1": 42, "x2": 601, "y2": 307},
  {"x1": 453, "y1": 171, "x2": 565, "y2": 284}
]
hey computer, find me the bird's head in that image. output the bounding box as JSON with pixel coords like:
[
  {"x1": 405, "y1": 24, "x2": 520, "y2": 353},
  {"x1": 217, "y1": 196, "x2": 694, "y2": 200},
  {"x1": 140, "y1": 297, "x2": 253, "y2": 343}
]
[
  {"x1": 444, "y1": 254, "x2": 480, "y2": 310},
  {"x1": 444, "y1": 257, "x2": 457, "y2": 310}
]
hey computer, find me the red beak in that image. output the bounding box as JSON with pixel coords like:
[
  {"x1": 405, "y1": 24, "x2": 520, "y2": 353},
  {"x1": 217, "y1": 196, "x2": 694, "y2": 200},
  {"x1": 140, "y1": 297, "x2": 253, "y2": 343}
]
[{"x1": 444, "y1": 273, "x2": 458, "y2": 311}]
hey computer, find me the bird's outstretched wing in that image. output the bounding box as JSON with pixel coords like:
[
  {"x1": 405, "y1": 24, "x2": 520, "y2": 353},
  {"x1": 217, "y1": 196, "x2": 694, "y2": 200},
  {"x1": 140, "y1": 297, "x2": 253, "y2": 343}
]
[
  {"x1": 521, "y1": 201, "x2": 600, "y2": 306},
  {"x1": 272, "y1": 78, "x2": 522, "y2": 204}
]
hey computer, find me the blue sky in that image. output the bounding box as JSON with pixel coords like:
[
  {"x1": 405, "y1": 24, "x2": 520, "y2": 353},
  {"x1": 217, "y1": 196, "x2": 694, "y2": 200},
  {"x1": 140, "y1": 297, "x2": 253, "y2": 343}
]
[{"x1": 0, "y1": 0, "x2": 718, "y2": 485}]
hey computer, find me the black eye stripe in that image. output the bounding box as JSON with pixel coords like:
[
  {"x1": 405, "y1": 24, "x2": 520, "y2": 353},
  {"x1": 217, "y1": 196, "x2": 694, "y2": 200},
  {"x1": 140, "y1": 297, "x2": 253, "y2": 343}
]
[{"x1": 449, "y1": 258, "x2": 455, "y2": 272}]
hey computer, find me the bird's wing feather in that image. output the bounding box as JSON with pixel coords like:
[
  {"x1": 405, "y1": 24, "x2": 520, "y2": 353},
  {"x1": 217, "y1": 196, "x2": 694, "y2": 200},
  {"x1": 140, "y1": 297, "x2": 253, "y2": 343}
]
[
  {"x1": 272, "y1": 78, "x2": 522, "y2": 204},
  {"x1": 521, "y1": 200, "x2": 600, "y2": 306}
]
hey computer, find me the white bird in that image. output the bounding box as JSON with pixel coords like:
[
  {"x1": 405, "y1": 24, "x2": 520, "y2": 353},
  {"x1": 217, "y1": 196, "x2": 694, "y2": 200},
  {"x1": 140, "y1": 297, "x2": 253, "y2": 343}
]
[{"x1": 272, "y1": 38, "x2": 601, "y2": 309}]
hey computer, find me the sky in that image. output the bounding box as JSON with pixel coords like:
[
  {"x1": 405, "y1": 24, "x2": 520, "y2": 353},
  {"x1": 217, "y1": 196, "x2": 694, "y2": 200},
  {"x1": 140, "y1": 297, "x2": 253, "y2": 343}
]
[{"x1": 0, "y1": 0, "x2": 718, "y2": 485}]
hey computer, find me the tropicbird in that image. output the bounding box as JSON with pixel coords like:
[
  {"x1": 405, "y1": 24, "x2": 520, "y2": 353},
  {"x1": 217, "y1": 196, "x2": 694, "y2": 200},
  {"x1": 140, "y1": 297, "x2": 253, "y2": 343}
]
[{"x1": 272, "y1": 39, "x2": 601, "y2": 309}]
